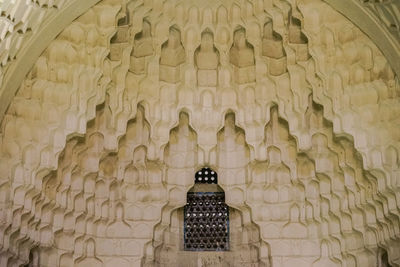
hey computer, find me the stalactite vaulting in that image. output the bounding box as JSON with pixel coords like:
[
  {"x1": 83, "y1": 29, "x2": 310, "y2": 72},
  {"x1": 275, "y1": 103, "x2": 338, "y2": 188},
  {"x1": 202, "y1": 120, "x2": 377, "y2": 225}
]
[{"x1": 0, "y1": 0, "x2": 399, "y2": 266}]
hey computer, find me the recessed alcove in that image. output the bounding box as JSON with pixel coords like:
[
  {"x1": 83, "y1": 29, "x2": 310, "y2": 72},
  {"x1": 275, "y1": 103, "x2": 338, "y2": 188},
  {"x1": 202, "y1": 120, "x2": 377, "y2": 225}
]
[
  {"x1": 144, "y1": 167, "x2": 267, "y2": 267},
  {"x1": 150, "y1": 206, "x2": 265, "y2": 266},
  {"x1": 0, "y1": 0, "x2": 399, "y2": 266},
  {"x1": 184, "y1": 168, "x2": 229, "y2": 252}
]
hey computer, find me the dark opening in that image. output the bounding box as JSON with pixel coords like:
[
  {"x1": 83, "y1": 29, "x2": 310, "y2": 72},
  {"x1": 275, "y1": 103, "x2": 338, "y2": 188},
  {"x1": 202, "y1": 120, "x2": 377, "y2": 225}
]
[{"x1": 381, "y1": 249, "x2": 392, "y2": 267}]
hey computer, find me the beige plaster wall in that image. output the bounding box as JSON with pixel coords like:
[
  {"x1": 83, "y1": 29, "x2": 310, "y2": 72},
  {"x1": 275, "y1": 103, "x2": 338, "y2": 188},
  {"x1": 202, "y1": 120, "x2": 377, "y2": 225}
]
[
  {"x1": 0, "y1": 0, "x2": 399, "y2": 266},
  {"x1": 0, "y1": 0, "x2": 101, "y2": 122}
]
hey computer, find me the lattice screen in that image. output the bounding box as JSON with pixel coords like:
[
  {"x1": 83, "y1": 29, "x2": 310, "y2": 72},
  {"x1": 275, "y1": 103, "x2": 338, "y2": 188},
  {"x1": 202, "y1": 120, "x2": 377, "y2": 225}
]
[{"x1": 184, "y1": 168, "x2": 229, "y2": 251}]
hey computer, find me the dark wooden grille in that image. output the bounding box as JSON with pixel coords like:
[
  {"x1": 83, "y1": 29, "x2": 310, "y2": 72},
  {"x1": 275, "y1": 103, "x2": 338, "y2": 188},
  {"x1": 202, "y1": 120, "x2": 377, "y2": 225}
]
[
  {"x1": 195, "y1": 167, "x2": 218, "y2": 184},
  {"x1": 184, "y1": 168, "x2": 229, "y2": 251}
]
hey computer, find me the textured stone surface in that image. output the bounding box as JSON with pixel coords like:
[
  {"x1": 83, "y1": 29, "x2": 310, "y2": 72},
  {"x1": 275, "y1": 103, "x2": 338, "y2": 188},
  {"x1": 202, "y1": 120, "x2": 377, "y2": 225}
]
[
  {"x1": 0, "y1": 0, "x2": 399, "y2": 266},
  {"x1": 324, "y1": 0, "x2": 400, "y2": 77},
  {"x1": 0, "y1": 0, "x2": 101, "y2": 122}
]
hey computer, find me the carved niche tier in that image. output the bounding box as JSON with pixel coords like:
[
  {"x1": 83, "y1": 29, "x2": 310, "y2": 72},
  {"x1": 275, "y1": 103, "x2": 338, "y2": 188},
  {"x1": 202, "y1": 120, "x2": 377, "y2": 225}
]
[
  {"x1": 130, "y1": 19, "x2": 154, "y2": 74},
  {"x1": 262, "y1": 19, "x2": 287, "y2": 76},
  {"x1": 229, "y1": 27, "x2": 256, "y2": 84},
  {"x1": 195, "y1": 30, "x2": 219, "y2": 87},
  {"x1": 159, "y1": 25, "x2": 186, "y2": 83}
]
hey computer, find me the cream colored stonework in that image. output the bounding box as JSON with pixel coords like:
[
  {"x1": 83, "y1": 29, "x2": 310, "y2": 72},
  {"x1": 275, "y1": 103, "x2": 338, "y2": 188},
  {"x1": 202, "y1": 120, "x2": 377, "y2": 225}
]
[{"x1": 0, "y1": 0, "x2": 399, "y2": 266}]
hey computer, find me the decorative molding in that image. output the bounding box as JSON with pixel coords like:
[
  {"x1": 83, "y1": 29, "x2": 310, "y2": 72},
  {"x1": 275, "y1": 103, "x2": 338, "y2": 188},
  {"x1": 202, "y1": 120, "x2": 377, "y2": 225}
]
[
  {"x1": 0, "y1": 0, "x2": 399, "y2": 126},
  {"x1": 323, "y1": 0, "x2": 400, "y2": 78},
  {"x1": 0, "y1": 0, "x2": 101, "y2": 123},
  {"x1": 0, "y1": 0, "x2": 399, "y2": 266}
]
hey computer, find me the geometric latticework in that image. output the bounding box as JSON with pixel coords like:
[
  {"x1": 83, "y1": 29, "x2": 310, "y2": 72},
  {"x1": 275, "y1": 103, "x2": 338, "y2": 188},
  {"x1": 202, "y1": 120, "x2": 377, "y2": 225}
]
[
  {"x1": 184, "y1": 168, "x2": 229, "y2": 251},
  {"x1": 194, "y1": 167, "x2": 218, "y2": 184}
]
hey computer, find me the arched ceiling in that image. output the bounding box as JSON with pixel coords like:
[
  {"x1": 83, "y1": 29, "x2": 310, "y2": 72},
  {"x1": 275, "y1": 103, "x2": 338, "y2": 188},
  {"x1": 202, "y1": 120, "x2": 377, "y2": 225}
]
[
  {"x1": 324, "y1": 0, "x2": 399, "y2": 79},
  {"x1": 0, "y1": 0, "x2": 101, "y2": 123},
  {"x1": 0, "y1": 0, "x2": 399, "y2": 266},
  {"x1": 0, "y1": 0, "x2": 398, "y2": 124}
]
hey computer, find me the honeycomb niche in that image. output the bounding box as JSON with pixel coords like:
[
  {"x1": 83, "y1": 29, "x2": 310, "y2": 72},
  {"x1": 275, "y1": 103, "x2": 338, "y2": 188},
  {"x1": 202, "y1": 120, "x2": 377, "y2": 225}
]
[{"x1": 0, "y1": 0, "x2": 399, "y2": 266}]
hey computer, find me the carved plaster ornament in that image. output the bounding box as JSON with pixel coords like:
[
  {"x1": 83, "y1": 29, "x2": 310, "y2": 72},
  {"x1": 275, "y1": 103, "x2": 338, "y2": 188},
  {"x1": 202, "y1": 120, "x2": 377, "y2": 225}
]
[
  {"x1": 230, "y1": 28, "x2": 254, "y2": 68},
  {"x1": 288, "y1": 15, "x2": 310, "y2": 61},
  {"x1": 75, "y1": 239, "x2": 102, "y2": 267},
  {"x1": 160, "y1": 26, "x2": 185, "y2": 67},
  {"x1": 196, "y1": 31, "x2": 218, "y2": 70},
  {"x1": 262, "y1": 19, "x2": 287, "y2": 76},
  {"x1": 224, "y1": 113, "x2": 236, "y2": 138},
  {"x1": 109, "y1": 14, "x2": 130, "y2": 60},
  {"x1": 202, "y1": 8, "x2": 213, "y2": 26},
  {"x1": 130, "y1": 19, "x2": 153, "y2": 74},
  {"x1": 177, "y1": 112, "x2": 190, "y2": 138},
  {"x1": 188, "y1": 6, "x2": 199, "y2": 25},
  {"x1": 169, "y1": 112, "x2": 197, "y2": 159},
  {"x1": 1, "y1": 0, "x2": 399, "y2": 266},
  {"x1": 132, "y1": 19, "x2": 153, "y2": 58},
  {"x1": 159, "y1": 25, "x2": 186, "y2": 83},
  {"x1": 262, "y1": 19, "x2": 285, "y2": 59},
  {"x1": 289, "y1": 16, "x2": 307, "y2": 44},
  {"x1": 195, "y1": 30, "x2": 219, "y2": 86},
  {"x1": 216, "y1": 6, "x2": 230, "y2": 46},
  {"x1": 229, "y1": 27, "x2": 256, "y2": 83},
  {"x1": 218, "y1": 113, "x2": 241, "y2": 157},
  {"x1": 106, "y1": 204, "x2": 132, "y2": 237}
]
